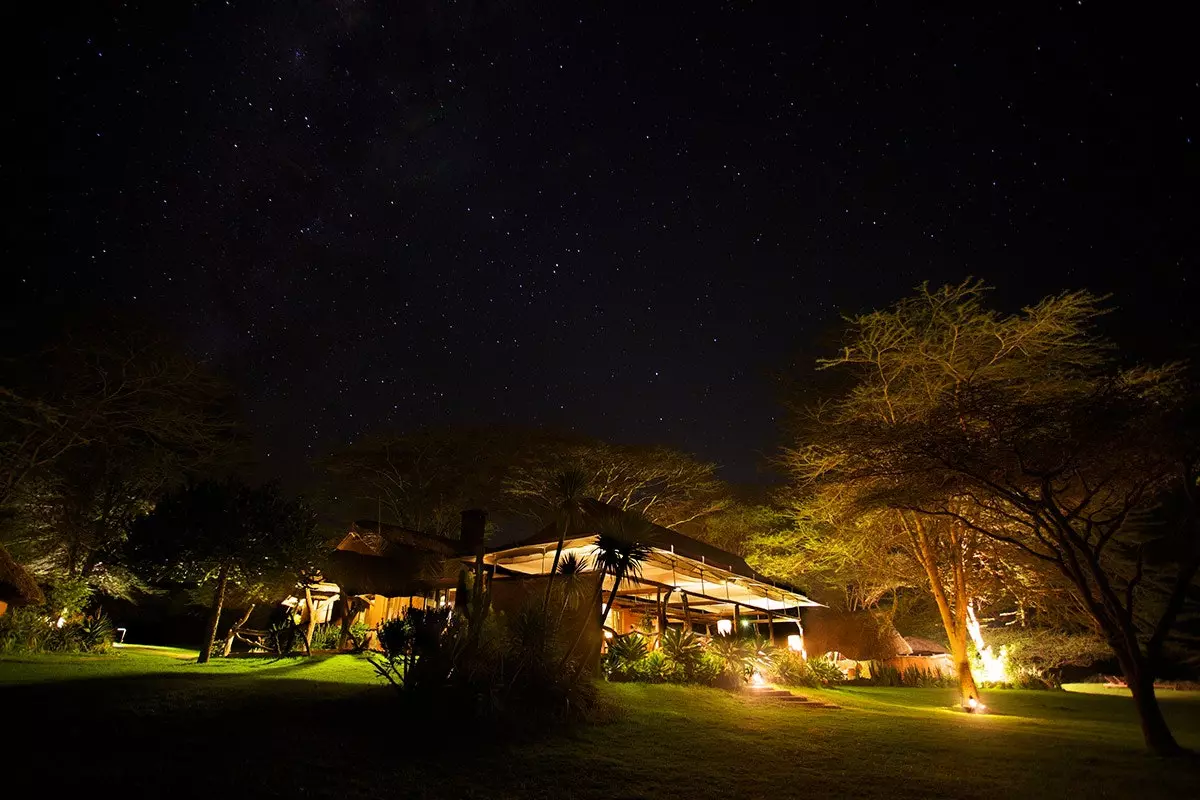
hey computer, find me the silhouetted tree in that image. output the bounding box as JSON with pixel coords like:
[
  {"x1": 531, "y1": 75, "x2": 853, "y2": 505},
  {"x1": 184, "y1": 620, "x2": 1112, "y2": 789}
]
[{"x1": 130, "y1": 479, "x2": 324, "y2": 663}]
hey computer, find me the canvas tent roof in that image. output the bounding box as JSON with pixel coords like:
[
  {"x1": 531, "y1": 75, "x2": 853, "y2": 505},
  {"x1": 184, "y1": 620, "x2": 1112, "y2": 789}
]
[{"x1": 487, "y1": 499, "x2": 820, "y2": 617}]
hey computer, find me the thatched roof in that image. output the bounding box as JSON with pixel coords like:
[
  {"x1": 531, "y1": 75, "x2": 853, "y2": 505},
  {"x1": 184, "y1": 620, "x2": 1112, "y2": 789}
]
[
  {"x1": 339, "y1": 520, "x2": 461, "y2": 558},
  {"x1": 801, "y1": 608, "x2": 911, "y2": 661},
  {"x1": 0, "y1": 545, "x2": 44, "y2": 607},
  {"x1": 903, "y1": 636, "x2": 949, "y2": 656},
  {"x1": 321, "y1": 549, "x2": 455, "y2": 597}
]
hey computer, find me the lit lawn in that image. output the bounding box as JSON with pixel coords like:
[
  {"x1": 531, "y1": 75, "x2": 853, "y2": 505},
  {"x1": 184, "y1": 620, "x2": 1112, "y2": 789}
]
[{"x1": 3, "y1": 647, "x2": 1199, "y2": 799}]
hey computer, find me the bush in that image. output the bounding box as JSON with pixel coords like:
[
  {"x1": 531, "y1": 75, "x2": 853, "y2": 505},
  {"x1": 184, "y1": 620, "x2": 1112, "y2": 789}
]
[
  {"x1": 42, "y1": 577, "x2": 94, "y2": 618},
  {"x1": 766, "y1": 651, "x2": 844, "y2": 688},
  {"x1": 660, "y1": 628, "x2": 704, "y2": 681},
  {"x1": 307, "y1": 622, "x2": 342, "y2": 650},
  {"x1": 0, "y1": 607, "x2": 114, "y2": 655},
  {"x1": 603, "y1": 633, "x2": 648, "y2": 681},
  {"x1": 372, "y1": 599, "x2": 602, "y2": 730},
  {"x1": 862, "y1": 661, "x2": 955, "y2": 687}
]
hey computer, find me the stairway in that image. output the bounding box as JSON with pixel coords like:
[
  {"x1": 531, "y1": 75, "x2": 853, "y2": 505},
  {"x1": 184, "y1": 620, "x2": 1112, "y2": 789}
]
[{"x1": 745, "y1": 686, "x2": 840, "y2": 708}]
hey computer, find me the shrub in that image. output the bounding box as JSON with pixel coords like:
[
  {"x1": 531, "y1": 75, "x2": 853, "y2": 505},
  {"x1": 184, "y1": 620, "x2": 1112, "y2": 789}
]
[
  {"x1": 372, "y1": 600, "x2": 601, "y2": 729},
  {"x1": 0, "y1": 607, "x2": 51, "y2": 654},
  {"x1": 604, "y1": 633, "x2": 649, "y2": 681},
  {"x1": 0, "y1": 607, "x2": 114, "y2": 655},
  {"x1": 42, "y1": 577, "x2": 94, "y2": 618},
  {"x1": 660, "y1": 628, "x2": 704, "y2": 681},
  {"x1": 307, "y1": 622, "x2": 342, "y2": 650},
  {"x1": 76, "y1": 613, "x2": 114, "y2": 652},
  {"x1": 863, "y1": 661, "x2": 954, "y2": 687},
  {"x1": 767, "y1": 649, "x2": 816, "y2": 687}
]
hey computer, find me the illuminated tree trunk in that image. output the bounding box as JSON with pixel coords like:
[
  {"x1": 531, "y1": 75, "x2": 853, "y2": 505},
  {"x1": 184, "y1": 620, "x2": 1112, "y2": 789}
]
[
  {"x1": 904, "y1": 513, "x2": 980, "y2": 706},
  {"x1": 197, "y1": 563, "x2": 229, "y2": 664}
]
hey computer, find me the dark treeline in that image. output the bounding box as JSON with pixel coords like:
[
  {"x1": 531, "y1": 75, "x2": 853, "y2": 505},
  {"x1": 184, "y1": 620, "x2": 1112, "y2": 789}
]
[{"x1": 1, "y1": 282, "x2": 1197, "y2": 754}]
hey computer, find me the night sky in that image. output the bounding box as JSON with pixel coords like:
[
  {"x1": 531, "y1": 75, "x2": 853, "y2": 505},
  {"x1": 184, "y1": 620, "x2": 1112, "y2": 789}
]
[{"x1": 26, "y1": 3, "x2": 1198, "y2": 483}]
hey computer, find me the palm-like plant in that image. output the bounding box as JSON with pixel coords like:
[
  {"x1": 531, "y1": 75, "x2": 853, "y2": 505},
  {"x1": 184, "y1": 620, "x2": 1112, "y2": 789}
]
[
  {"x1": 553, "y1": 552, "x2": 591, "y2": 626},
  {"x1": 605, "y1": 631, "x2": 649, "y2": 680},
  {"x1": 541, "y1": 468, "x2": 590, "y2": 612},
  {"x1": 660, "y1": 627, "x2": 705, "y2": 679},
  {"x1": 707, "y1": 634, "x2": 757, "y2": 685},
  {"x1": 563, "y1": 510, "x2": 657, "y2": 673}
]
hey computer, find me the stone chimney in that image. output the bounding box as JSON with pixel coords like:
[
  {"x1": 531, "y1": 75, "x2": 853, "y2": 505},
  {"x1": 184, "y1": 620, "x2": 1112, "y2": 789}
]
[{"x1": 460, "y1": 509, "x2": 487, "y2": 554}]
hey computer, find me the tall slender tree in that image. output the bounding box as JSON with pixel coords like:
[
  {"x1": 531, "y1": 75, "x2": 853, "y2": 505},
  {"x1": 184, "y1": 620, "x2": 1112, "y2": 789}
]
[{"x1": 130, "y1": 479, "x2": 325, "y2": 663}]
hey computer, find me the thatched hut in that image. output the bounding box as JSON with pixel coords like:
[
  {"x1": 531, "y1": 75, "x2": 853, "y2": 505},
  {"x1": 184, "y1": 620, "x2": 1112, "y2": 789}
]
[
  {"x1": 0, "y1": 544, "x2": 44, "y2": 616},
  {"x1": 800, "y1": 608, "x2": 910, "y2": 662}
]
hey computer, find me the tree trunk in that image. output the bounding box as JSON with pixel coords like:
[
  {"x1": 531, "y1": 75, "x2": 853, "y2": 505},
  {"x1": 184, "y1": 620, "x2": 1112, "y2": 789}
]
[
  {"x1": 336, "y1": 597, "x2": 359, "y2": 651},
  {"x1": 1126, "y1": 665, "x2": 1184, "y2": 756},
  {"x1": 905, "y1": 513, "x2": 980, "y2": 706},
  {"x1": 197, "y1": 564, "x2": 229, "y2": 664},
  {"x1": 300, "y1": 585, "x2": 316, "y2": 656},
  {"x1": 221, "y1": 603, "x2": 256, "y2": 657}
]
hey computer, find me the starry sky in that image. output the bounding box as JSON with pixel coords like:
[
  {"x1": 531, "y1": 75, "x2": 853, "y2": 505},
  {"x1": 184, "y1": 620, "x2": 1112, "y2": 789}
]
[{"x1": 24, "y1": 2, "x2": 1198, "y2": 483}]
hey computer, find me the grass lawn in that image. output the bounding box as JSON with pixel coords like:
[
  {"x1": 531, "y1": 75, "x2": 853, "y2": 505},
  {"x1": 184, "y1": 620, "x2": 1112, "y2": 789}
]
[{"x1": 4, "y1": 646, "x2": 1199, "y2": 799}]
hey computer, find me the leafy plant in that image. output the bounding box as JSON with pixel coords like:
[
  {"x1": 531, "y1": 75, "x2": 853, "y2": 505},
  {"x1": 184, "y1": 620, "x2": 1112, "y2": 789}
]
[
  {"x1": 806, "y1": 655, "x2": 845, "y2": 685},
  {"x1": 660, "y1": 628, "x2": 705, "y2": 681},
  {"x1": 604, "y1": 633, "x2": 649, "y2": 681},
  {"x1": 707, "y1": 635, "x2": 757, "y2": 687}
]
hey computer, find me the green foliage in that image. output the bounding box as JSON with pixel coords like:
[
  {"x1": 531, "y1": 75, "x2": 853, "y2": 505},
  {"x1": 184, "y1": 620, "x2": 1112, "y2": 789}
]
[
  {"x1": 706, "y1": 635, "x2": 758, "y2": 686},
  {"x1": 603, "y1": 633, "x2": 650, "y2": 681},
  {"x1": 75, "y1": 612, "x2": 115, "y2": 653},
  {"x1": 660, "y1": 628, "x2": 705, "y2": 681},
  {"x1": 986, "y1": 627, "x2": 1111, "y2": 689},
  {"x1": 862, "y1": 661, "x2": 954, "y2": 688},
  {"x1": 766, "y1": 651, "x2": 845, "y2": 688},
  {"x1": 372, "y1": 597, "x2": 601, "y2": 727},
  {"x1": 806, "y1": 655, "x2": 845, "y2": 685},
  {"x1": 308, "y1": 622, "x2": 343, "y2": 651},
  {"x1": 266, "y1": 621, "x2": 299, "y2": 655},
  {"x1": 766, "y1": 649, "x2": 815, "y2": 687},
  {"x1": 42, "y1": 576, "x2": 94, "y2": 617},
  {"x1": 0, "y1": 607, "x2": 114, "y2": 655}
]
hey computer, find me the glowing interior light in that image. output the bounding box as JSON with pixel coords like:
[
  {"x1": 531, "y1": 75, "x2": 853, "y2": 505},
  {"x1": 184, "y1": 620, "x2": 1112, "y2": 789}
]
[
  {"x1": 603, "y1": 630, "x2": 614, "y2": 639},
  {"x1": 716, "y1": 619, "x2": 733, "y2": 635},
  {"x1": 750, "y1": 671, "x2": 766, "y2": 687},
  {"x1": 786, "y1": 634, "x2": 803, "y2": 652}
]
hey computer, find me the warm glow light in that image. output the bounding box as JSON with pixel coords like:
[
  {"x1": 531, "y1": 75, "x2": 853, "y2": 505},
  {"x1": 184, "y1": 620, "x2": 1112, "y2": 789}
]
[
  {"x1": 603, "y1": 630, "x2": 614, "y2": 639},
  {"x1": 967, "y1": 604, "x2": 1010, "y2": 683},
  {"x1": 786, "y1": 634, "x2": 803, "y2": 652},
  {"x1": 750, "y1": 671, "x2": 766, "y2": 686},
  {"x1": 716, "y1": 619, "x2": 733, "y2": 636}
]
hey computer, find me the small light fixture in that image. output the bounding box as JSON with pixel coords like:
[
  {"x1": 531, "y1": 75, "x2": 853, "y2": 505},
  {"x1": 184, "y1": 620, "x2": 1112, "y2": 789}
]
[
  {"x1": 716, "y1": 619, "x2": 733, "y2": 636},
  {"x1": 786, "y1": 634, "x2": 803, "y2": 652},
  {"x1": 604, "y1": 630, "x2": 614, "y2": 639}
]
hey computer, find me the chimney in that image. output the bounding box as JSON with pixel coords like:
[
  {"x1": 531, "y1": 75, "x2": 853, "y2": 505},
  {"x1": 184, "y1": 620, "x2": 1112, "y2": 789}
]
[{"x1": 460, "y1": 509, "x2": 487, "y2": 554}]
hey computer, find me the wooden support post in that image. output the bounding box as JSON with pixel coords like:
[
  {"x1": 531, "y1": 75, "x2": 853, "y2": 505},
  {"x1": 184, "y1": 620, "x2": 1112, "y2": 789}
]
[
  {"x1": 767, "y1": 610, "x2": 775, "y2": 644},
  {"x1": 659, "y1": 588, "x2": 674, "y2": 645},
  {"x1": 734, "y1": 603, "x2": 742, "y2": 635},
  {"x1": 681, "y1": 591, "x2": 693, "y2": 633}
]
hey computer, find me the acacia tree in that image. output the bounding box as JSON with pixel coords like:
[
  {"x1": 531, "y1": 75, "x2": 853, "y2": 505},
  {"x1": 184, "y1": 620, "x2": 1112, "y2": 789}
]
[
  {"x1": 319, "y1": 428, "x2": 512, "y2": 539},
  {"x1": 0, "y1": 321, "x2": 234, "y2": 510},
  {"x1": 130, "y1": 479, "x2": 325, "y2": 663},
  {"x1": 786, "y1": 280, "x2": 1199, "y2": 754},
  {"x1": 504, "y1": 439, "x2": 727, "y2": 529},
  {"x1": 1, "y1": 323, "x2": 235, "y2": 601}
]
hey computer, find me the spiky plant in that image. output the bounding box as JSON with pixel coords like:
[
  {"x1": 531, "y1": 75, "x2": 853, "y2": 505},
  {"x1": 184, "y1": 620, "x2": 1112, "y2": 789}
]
[
  {"x1": 661, "y1": 627, "x2": 705, "y2": 679},
  {"x1": 541, "y1": 467, "x2": 591, "y2": 611}
]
